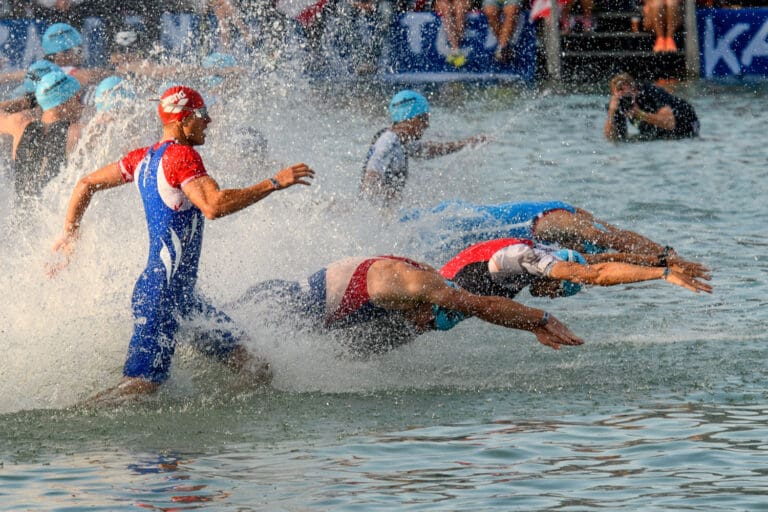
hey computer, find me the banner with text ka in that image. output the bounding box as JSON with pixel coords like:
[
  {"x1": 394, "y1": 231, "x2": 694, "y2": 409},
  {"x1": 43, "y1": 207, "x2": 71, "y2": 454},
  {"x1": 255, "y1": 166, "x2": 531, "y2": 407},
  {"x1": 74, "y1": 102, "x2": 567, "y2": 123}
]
[{"x1": 699, "y1": 8, "x2": 768, "y2": 79}]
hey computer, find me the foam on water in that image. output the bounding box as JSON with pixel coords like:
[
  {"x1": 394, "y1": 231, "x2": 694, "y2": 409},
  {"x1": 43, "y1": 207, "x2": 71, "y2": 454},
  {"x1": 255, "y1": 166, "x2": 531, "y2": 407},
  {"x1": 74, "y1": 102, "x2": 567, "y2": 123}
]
[
  {"x1": 0, "y1": 62, "x2": 542, "y2": 413},
  {"x1": 1, "y1": 67, "x2": 762, "y2": 414}
]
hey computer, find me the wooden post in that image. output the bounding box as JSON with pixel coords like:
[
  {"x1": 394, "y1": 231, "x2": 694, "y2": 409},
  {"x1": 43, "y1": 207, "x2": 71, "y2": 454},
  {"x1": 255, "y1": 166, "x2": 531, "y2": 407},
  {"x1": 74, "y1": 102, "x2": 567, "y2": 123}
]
[
  {"x1": 545, "y1": 0, "x2": 562, "y2": 80},
  {"x1": 684, "y1": 0, "x2": 701, "y2": 78}
]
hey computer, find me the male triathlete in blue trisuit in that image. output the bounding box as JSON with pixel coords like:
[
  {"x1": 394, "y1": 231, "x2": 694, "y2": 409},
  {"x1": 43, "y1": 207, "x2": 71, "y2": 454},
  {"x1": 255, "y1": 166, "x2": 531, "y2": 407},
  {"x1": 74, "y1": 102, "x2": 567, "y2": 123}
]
[
  {"x1": 401, "y1": 199, "x2": 702, "y2": 270},
  {"x1": 440, "y1": 238, "x2": 710, "y2": 300},
  {"x1": 238, "y1": 254, "x2": 583, "y2": 357},
  {"x1": 52, "y1": 85, "x2": 315, "y2": 404}
]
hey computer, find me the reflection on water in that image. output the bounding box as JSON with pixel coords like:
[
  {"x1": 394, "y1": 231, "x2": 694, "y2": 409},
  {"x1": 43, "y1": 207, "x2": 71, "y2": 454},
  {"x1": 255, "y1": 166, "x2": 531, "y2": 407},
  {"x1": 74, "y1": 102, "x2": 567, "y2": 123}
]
[
  {"x1": 309, "y1": 401, "x2": 768, "y2": 510},
  {"x1": 2, "y1": 395, "x2": 767, "y2": 510}
]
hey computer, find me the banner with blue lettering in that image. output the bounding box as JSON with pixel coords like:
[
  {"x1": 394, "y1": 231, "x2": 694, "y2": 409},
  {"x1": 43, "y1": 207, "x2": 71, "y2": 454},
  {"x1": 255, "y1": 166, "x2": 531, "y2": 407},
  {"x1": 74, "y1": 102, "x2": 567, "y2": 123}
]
[
  {"x1": 698, "y1": 8, "x2": 768, "y2": 79},
  {"x1": 386, "y1": 12, "x2": 537, "y2": 83}
]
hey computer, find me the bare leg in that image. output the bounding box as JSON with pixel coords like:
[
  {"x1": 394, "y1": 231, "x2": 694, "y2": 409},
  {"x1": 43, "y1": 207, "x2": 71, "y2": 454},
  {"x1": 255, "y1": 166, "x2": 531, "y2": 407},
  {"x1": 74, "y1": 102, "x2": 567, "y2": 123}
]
[
  {"x1": 532, "y1": 208, "x2": 667, "y2": 255},
  {"x1": 436, "y1": 0, "x2": 461, "y2": 53},
  {"x1": 498, "y1": 4, "x2": 519, "y2": 50},
  {"x1": 83, "y1": 377, "x2": 160, "y2": 407},
  {"x1": 645, "y1": 0, "x2": 664, "y2": 52},
  {"x1": 664, "y1": 0, "x2": 681, "y2": 51},
  {"x1": 580, "y1": 0, "x2": 594, "y2": 31},
  {"x1": 454, "y1": 0, "x2": 470, "y2": 49},
  {"x1": 224, "y1": 345, "x2": 273, "y2": 388},
  {"x1": 484, "y1": 6, "x2": 502, "y2": 43}
]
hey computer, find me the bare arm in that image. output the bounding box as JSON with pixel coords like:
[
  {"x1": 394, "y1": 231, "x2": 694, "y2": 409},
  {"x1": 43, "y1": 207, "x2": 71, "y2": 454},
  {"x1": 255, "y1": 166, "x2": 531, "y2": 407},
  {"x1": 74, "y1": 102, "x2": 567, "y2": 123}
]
[
  {"x1": 183, "y1": 163, "x2": 314, "y2": 220},
  {"x1": 604, "y1": 93, "x2": 623, "y2": 141},
  {"x1": 584, "y1": 252, "x2": 711, "y2": 279},
  {"x1": 549, "y1": 261, "x2": 712, "y2": 293},
  {"x1": 70, "y1": 68, "x2": 112, "y2": 87},
  {"x1": 49, "y1": 162, "x2": 126, "y2": 275},
  {"x1": 0, "y1": 95, "x2": 34, "y2": 114},
  {"x1": 420, "y1": 135, "x2": 487, "y2": 158},
  {"x1": 628, "y1": 105, "x2": 676, "y2": 131},
  {"x1": 371, "y1": 263, "x2": 584, "y2": 350}
]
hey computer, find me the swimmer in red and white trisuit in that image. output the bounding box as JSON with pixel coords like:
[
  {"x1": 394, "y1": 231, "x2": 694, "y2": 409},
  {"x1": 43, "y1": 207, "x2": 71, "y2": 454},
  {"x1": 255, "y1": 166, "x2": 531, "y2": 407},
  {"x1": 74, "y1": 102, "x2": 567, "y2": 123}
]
[
  {"x1": 239, "y1": 255, "x2": 584, "y2": 356},
  {"x1": 440, "y1": 238, "x2": 711, "y2": 300}
]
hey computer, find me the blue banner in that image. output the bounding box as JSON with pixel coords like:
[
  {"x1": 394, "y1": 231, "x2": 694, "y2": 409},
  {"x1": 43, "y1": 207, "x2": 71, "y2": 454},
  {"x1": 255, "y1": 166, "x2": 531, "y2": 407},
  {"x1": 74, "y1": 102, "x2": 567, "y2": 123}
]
[
  {"x1": 386, "y1": 12, "x2": 537, "y2": 83},
  {"x1": 698, "y1": 8, "x2": 768, "y2": 79}
]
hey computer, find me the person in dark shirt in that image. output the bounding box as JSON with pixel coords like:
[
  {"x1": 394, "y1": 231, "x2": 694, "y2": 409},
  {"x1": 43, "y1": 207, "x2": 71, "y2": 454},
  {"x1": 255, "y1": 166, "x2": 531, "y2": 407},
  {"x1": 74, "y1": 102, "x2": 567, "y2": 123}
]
[{"x1": 604, "y1": 73, "x2": 699, "y2": 141}]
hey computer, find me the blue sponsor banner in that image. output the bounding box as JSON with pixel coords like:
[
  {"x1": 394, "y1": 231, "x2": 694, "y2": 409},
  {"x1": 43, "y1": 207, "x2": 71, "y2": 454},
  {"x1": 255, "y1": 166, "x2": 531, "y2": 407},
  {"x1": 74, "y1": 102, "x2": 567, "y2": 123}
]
[
  {"x1": 386, "y1": 11, "x2": 537, "y2": 83},
  {"x1": 698, "y1": 8, "x2": 768, "y2": 79}
]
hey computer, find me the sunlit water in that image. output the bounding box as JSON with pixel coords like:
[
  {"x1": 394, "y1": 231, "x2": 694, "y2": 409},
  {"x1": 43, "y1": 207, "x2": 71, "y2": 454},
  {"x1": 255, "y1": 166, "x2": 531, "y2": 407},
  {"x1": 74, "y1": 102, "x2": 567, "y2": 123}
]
[{"x1": 1, "y1": 62, "x2": 766, "y2": 510}]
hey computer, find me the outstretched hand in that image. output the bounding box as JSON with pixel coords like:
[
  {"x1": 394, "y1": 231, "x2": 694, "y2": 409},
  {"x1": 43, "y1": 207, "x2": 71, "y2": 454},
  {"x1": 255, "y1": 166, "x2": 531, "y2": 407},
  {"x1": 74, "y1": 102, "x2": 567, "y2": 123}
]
[
  {"x1": 531, "y1": 314, "x2": 584, "y2": 350},
  {"x1": 466, "y1": 134, "x2": 491, "y2": 147},
  {"x1": 274, "y1": 163, "x2": 315, "y2": 189},
  {"x1": 669, "y1": 257, "x2": 711, "y2": 280},
  {"x1": 665, "y1": 269, "x2": 713, "y2": 294}
]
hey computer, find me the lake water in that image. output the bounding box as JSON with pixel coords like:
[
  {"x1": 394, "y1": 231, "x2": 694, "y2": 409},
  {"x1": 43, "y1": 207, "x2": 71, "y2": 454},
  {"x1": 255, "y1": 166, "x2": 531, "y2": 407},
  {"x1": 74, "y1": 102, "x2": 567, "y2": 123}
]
[{"x1": 0, "y1": 71, "x2": 766, "y2": 510}]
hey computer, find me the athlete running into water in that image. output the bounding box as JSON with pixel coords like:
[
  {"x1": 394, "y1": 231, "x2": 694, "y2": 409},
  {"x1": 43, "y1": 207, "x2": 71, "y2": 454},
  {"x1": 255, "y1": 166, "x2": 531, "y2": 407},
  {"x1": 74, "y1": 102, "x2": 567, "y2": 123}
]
[
  {"x1": 51, "y1": 85, "x2": 315, "y2": 404},
  {"x1": 238, "y1": 255, "x2": 583, "y2": 357},
  {"x1": 440, "y1": 238, "x2": 711, "y2": 300}
]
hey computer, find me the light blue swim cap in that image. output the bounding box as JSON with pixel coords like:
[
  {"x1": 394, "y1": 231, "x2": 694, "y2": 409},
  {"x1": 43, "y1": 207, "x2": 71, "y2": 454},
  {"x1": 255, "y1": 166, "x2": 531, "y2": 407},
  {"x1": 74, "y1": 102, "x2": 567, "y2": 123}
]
[
  {"x1": 431, "y1": 280, "x2": 466, "y2": 331},
  {"x1": 35, "y1": 70, "x2": 81, "y2": 111},
  {"x1": 389, "y1": 90, "x2": 430, "y2": 123},
  {"x1": 21, "y1": 59, "x2": 61, "y2": 94},
  {"x1": 553, "y1": 249, "x2": 587, "y2": 297},
  {"x1": 94, "y1": 75, "x2": 136, "y2": 112},
  {"x1": 202, "y1": 52, "x2": 237, "y2": 89},
  {"x1": 202, "y1": 52, "x2": 237, "y2": 69},
  {"x1": 42, "y1": 23, "x2": 83, "y2": 56}
]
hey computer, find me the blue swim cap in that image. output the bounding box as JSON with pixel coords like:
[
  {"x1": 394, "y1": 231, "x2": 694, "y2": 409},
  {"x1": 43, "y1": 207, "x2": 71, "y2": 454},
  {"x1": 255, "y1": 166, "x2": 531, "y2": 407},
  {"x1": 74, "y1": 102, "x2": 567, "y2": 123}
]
[
  {"x1": 202, "y1": 52, "x2": 237, "y2": 89},
  {"x1": 21, "y1": 59, "x2": 60, "y2": 94},
  {"x1": 202, "y1": 52, "x2": 237, "y2": 69},
  {"x1": 94, "y1": 76, "x2": 136, "y2": 112},
  {"x1": 431, "y1": 280, "x2": 466, "y2": 331},
  {"x1": 42, "y1": 23, "x2": 83, "y2": 56},
  {"x1": 553, "y1": 249, "x2": 587, "y2": 297},
  {"x1": 432, "y1": 304, "x2": 465, "y2": 331},
  {"x1": 36, "y1": 70, "x2": 81, "y2": 111},
  {"x1": 389, "y1": 90, "x2": 429, "y2": 123}
]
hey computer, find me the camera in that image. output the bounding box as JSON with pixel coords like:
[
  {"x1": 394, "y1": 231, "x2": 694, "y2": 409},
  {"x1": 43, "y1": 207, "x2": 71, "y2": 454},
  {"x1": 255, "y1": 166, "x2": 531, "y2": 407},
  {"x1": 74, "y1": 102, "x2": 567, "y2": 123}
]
[{"x1": 618, "y1": 94, "x2": 635, "y2": 115}]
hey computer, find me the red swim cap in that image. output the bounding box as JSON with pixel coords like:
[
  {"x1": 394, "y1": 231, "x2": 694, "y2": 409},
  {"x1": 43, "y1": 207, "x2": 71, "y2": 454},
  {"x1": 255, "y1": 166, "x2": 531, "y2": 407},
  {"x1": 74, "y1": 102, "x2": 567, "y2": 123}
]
[{"x1": 157, "y1": 85, "x2": 205, "y2": 125}]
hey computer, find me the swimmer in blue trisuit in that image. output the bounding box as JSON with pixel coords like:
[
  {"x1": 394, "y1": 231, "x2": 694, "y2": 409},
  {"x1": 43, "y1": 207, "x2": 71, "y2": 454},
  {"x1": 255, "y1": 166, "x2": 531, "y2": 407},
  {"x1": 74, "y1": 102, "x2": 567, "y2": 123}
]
[
  {"x1": 360, "y1": 90, "x2": 487, "y2": 207},
  {"x1": 51, "y1": 85, "x2": 315, "y2": 404},
  {"x1": 238, "y1": 255, "x2": 583, "y2": 357},
  {"x1": 400, "y1": 199, "x2": 702, "y2": 269},
  {"x1": 440, "y1": 238, "x2": 711, "y2": 301}
]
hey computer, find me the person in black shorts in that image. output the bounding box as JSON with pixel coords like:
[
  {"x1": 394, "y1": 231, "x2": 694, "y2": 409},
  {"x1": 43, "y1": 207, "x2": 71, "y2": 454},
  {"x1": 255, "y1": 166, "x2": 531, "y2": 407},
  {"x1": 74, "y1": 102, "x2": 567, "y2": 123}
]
[{"x1": 604, "y1": 73, "x2": 699, "y2": 141}]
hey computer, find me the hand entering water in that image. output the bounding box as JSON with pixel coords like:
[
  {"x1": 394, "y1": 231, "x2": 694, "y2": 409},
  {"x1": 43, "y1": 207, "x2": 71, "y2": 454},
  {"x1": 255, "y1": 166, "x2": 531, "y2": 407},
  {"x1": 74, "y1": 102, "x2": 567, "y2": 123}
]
[{"x1": 46, "y1": 233, "x2": 77, "y2": 278}]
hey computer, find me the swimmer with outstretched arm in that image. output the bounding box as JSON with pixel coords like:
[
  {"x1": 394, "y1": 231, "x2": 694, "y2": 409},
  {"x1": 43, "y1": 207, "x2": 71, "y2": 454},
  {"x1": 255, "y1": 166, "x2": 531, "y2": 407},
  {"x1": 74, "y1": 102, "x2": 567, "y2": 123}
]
[
  {"x1": 440, "y1": 238, "x2": 711, "y2": 300},
  {"x1": 50, "y1": 85, "x2": 315, "y2": 405},
  {"x1": 238, "y1": 255, "x2": 584, "y2": 356}
]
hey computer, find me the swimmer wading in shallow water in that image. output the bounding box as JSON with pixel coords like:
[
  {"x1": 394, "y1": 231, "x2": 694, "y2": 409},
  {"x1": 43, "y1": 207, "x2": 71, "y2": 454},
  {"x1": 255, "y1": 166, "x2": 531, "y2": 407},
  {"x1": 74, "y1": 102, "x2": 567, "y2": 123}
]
[{"x1": 51, "y1": 85, "x2": 315, "y2": 405}]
